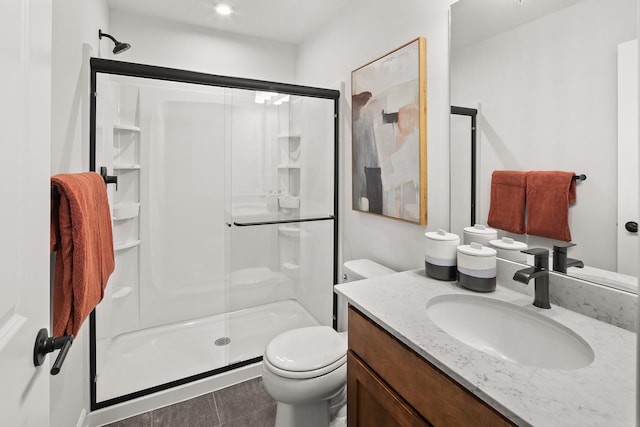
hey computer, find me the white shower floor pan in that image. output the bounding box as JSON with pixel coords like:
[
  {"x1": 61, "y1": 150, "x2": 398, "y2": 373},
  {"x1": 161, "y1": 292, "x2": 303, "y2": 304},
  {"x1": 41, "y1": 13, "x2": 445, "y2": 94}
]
[{"x1": 96, "y1": 299, "x2": 319, "y2": 402}]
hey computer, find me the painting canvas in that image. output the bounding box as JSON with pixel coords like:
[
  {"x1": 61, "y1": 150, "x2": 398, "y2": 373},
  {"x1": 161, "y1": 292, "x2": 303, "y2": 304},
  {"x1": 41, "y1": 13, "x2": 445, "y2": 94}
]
[{"x1": 351, "y1": 37, "x2": 427, "y2": 224}]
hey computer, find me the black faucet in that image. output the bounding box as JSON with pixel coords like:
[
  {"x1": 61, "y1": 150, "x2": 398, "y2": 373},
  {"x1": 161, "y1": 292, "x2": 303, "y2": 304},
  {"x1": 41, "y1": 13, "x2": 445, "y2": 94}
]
[
  {"x1": 552, "y1": 242, "x2": 584, "y2": 273},
  {"x1": 513, "y1": 248, "x2": 551, "y2": 309}
]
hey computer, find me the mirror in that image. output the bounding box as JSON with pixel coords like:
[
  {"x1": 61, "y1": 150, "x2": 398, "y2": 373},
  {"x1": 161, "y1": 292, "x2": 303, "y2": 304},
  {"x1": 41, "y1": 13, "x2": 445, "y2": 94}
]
[{"x1": 450, "y1": 0, "x2": 638, "y2": 293}]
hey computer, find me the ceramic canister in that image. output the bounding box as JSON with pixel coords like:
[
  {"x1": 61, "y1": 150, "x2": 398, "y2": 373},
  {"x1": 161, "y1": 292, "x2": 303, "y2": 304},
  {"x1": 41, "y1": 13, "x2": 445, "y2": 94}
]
[
  {"x1": 457, "y1": 242, "x2": 497, "y2": 292},
  {"x1": 489, "y1": 237, "x2": 528, "y2": 263},
  {"x1": 463, "y1": 224, "x2": 498, "y2": 246},
  {"x1": 424, "y1": 229, "x2": 460, "y2": 281}
]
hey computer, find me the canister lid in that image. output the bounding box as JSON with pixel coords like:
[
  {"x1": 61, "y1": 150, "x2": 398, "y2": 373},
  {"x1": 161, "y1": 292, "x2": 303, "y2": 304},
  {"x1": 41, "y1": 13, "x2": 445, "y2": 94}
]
[
  {"x1": 425, "y1": 229, "x2": 460, "y2": 242},
  {"x1": 489, "y1": 237, "x2": 528, "y2": 251},
  {"x1": 457, "y1": 242, "x2": 497, "y2": 257},
  {"x1": 463, "y1": 224, "x2": 497, "y2": 236}
]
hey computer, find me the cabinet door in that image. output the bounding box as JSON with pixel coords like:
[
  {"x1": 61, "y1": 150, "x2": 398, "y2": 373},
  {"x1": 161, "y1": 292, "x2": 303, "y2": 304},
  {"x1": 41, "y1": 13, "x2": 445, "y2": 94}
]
[{"x1": 347, "y1": 351, "x2": 431, "y2": 427}]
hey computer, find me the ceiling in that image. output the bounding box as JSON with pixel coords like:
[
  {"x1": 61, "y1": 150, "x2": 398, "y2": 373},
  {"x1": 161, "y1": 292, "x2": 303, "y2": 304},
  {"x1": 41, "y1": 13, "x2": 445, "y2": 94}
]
[
  {"x1": 106, "y1": 0, "x2": 348, "y2": 44},
  {"x1": 451, "y1": 0, "x2": 584, "y2": 50}
]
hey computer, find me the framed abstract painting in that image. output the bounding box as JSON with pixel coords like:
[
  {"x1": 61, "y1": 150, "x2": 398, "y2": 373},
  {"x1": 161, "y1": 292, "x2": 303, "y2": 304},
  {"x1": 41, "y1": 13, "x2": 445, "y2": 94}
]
[{"x1": 351, "y1": 37, "x2": 427, "y2": 224}]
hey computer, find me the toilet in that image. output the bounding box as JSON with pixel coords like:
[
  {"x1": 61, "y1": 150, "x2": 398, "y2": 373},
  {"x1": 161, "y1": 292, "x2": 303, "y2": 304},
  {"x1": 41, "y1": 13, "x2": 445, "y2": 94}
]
[{"x1": 262, "y1": 259, "x2": 395, "y2": 427}]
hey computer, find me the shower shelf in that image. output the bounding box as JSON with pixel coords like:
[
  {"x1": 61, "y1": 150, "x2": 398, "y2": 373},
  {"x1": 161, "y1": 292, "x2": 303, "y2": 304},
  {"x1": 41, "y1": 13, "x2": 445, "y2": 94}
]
[
  {"x1": 277, "y1": 165, "x2": 300, "y2": 169},
  {"x1": 113, "y1": 124, "x2": 140, "y2": 132},
  {"x1": 282, "y1": 262, "x2": 299, "y2": 272},
  {"x1": 278, "y1": 225, "x2": 301, "y2": 237},
  {"x1": 277, "y1": 133, "x2": 301, "y2": 139},
  {"x1": 114, "y1": 240, "x2": 141, "y2": 251},
  {"x1": 113, "y1": 164, "x2": 141, "y2": 170},
  {"x1": 111, "y1": 287, "x2": 132, "y2": 300},
  {"x1": 112, "y1": 202, "x2": 140, "y2": 220}
]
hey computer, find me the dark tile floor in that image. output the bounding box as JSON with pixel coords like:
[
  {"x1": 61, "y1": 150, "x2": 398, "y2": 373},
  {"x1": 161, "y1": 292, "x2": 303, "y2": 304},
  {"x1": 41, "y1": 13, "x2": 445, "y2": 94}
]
[{"x1": 105, "y1": 377, "x2": 276, "y2": 427}]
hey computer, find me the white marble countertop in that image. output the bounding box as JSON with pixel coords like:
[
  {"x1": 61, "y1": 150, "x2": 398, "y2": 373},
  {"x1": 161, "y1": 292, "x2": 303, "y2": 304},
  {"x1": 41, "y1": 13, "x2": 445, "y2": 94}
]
[{"x1": 335, "y1": 269, "x2": 636, "y2": 426}]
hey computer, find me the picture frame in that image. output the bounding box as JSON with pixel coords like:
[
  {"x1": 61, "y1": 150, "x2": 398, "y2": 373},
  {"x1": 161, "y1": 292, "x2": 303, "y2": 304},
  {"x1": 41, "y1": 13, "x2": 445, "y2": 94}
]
[{"x1": 351, "y1": 37, "x2": 427, "y2": 224}]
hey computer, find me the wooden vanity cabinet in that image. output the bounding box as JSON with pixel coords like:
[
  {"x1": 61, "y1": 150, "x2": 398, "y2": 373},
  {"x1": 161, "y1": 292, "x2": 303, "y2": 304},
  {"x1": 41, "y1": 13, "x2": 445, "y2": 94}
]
[{"x1": 347, "y1": 306, "x2": 515, "y2": 427}]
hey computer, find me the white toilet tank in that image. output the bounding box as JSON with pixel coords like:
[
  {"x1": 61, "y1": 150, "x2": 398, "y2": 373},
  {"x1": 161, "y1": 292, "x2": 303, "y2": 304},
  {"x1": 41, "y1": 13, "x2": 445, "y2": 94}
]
[
  {"x1": 337, "y1": 259, "x2": 395, "y2": 332},
  {"x1": 343, "y1": 259, "x2": 396, "y2": 282}
]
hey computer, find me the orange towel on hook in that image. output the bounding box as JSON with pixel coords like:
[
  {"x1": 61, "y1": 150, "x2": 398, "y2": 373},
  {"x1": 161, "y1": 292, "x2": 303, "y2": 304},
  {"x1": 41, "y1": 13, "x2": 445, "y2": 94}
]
[
  {"x1": 526, "y1": 171, "x2": 576, "y2": 242},
  {"x1": 487, "y1": 170, "x2": 527, "y2": 234},
  {"x1": 51, "y1": 172, "x2": 115, "y2": 337}
]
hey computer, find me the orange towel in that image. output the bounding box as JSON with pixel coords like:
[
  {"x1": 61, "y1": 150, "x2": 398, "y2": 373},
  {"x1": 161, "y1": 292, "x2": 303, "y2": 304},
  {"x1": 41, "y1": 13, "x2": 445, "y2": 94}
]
[
  {"x1": 487, "y1": 171, "x2": 527, "y2": 234},
  {"x1": 50, "y1": 172, "x2": 115, "y2": 337},
  {"x1": 526, "y1": 171, "x2": 576, "y2": 242}
]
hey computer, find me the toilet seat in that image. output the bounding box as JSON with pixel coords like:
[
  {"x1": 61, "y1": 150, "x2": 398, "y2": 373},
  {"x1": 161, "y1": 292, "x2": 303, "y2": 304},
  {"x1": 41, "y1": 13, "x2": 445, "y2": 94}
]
[{"x1": 264, "y1": 326, "x2": 347, "y2": 380}]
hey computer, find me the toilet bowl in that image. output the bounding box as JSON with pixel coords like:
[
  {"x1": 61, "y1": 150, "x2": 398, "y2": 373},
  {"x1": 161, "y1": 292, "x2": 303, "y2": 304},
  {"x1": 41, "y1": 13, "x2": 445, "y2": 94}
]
[{"x1": 262, "y1": 259, "x2": 395, "y2": 427}]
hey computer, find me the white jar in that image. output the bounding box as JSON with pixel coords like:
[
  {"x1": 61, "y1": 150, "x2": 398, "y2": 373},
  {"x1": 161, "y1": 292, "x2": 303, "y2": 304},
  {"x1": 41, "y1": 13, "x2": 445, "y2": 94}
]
[
  {"x1": 457, "y1": 242, "x2": 497, "y2": 292},
  {"x1": 424, "y1": 229, "x2": 460, "y2": 281},
  {"x1": 489, "y1": 237, "x2": 528, "y2": 263},
  {"x1": 463, "y1": 224, "x2": 498, "y2": 246}
]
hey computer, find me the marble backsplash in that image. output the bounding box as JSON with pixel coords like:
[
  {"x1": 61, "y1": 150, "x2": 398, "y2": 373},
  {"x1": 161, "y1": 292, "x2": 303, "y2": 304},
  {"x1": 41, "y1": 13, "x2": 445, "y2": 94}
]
[{"x1": 496, "y1": 258, "x2": 638, "y2": 332}]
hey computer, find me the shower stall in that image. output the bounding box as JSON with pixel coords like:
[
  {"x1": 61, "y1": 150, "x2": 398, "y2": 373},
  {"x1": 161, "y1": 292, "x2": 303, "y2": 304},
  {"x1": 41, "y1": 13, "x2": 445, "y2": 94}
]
[{"x1": 89, "y1": 59, "x2": 339, "y2": 409}]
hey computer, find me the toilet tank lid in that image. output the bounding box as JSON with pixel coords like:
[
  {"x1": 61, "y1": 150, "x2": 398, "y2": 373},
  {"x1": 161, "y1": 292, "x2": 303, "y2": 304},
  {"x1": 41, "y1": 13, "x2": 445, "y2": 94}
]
[{"x1": 344, "y1": 259, "x2": 395, "y2": 279}]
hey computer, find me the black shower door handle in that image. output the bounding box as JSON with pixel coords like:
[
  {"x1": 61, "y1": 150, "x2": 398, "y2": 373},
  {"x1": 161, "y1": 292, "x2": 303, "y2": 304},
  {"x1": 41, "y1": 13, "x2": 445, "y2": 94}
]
[{"x1": 625, "y1": 221, "x2": 638, "y2": 233}]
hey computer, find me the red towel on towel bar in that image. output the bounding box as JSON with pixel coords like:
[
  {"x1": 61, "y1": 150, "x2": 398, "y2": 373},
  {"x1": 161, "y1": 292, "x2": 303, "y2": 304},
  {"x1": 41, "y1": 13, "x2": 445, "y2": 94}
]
[
  {"x1": 487, "y1": 170, "x2": 527, "y2": 234},
  {"x1": 51, "y1": 172, "x2": 115, "y2": 337},
  {"x1": 526, "y1": 171, "x2": 576, "y2": 242}
]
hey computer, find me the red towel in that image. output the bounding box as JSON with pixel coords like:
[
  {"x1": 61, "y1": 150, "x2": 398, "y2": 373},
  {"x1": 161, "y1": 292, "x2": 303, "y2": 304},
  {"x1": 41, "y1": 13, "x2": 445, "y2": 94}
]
[
  {"x1": 50, "y1": 173, "x2": 115, "y2": 337},
  {"x1": 487, "y1": 171, "x2": 527, "y2": 234},
  {"x1": 526, "y1": 171, "x2": 576, "y2": 242}
]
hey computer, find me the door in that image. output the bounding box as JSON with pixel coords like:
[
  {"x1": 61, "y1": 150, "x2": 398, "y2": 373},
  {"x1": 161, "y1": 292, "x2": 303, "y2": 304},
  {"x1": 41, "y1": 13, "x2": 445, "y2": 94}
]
[
  {"x1": 0, "y1": 1, "x2": 52, "y2": 425},
  {"x1": 617, "y1": 40, "x2": 638, "y2": 277},
  {"x1": 347, "y1": 352, "x2": 430, "y2": 427}
]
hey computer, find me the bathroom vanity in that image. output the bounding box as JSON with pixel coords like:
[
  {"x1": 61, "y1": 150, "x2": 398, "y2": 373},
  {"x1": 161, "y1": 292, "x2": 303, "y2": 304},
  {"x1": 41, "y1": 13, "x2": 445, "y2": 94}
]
[
  {"x1": 335, "y1": 271, "x2": 636, "y2": 426},
  {"x1": 347, "y1": 306, "x2": 513, "y2": 426}
]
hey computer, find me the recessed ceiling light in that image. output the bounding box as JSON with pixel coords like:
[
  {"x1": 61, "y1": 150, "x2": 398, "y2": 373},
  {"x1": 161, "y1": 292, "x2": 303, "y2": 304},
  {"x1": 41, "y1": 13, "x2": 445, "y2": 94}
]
[{"x1": 215, "y1": 3, "x2": 233, "y2": 16}]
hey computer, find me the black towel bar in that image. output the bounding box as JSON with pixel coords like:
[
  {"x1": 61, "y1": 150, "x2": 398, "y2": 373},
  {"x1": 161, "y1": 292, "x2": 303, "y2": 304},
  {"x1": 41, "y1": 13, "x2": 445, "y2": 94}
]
[
  {"x1": 99, "y1": 167, "x2": 118, "y2": 189},
  {"x1": 573, "y1": 174, "x2": 586, "y2": 181},
  {"x1": 51, "y1": 170, "x2": 118, "y2": 197}
]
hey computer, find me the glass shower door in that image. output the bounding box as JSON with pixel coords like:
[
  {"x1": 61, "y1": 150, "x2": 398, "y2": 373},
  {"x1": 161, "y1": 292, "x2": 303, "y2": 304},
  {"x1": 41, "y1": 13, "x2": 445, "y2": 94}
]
[
  {"x1": 93, "y1": 74, "x2": 231, "y2": 403},
  {"x1": 90, "y1": 58, "x2": 339, "y2": 409},
  {"x1": 225, "y1": 88, "x2": 336, "y2": 361}
]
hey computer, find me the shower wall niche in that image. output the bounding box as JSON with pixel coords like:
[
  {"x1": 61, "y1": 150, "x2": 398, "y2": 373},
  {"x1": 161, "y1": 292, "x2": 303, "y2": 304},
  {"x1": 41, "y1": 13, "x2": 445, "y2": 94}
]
[{"x1": 90, "y1": 59, "x2": 339, "y2": 409}]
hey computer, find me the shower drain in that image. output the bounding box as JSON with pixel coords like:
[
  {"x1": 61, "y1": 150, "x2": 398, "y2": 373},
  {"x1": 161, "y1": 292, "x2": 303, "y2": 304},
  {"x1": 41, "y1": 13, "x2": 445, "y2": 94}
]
[{"x1": 214, "y1": 337, "x2": 231, "y2": 346}]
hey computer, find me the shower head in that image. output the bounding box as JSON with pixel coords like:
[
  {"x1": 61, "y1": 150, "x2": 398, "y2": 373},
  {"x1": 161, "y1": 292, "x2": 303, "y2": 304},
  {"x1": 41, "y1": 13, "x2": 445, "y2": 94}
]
[{"x1": 98, "y1": 29, "x2": 131, "y2": 55}]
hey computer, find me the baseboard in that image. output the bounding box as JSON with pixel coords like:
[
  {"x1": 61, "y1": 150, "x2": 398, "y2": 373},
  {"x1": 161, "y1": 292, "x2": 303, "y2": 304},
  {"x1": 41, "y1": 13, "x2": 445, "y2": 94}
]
[{"x1": 75, "y1": 409, "x2": 87, "y2": 427}]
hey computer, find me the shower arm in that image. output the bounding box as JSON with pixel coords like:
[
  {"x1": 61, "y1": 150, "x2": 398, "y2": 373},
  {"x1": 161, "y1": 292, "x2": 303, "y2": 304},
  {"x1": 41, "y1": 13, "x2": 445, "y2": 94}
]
[{"x1": 98, "y1": 30, "x2": 118, "y2": 44}]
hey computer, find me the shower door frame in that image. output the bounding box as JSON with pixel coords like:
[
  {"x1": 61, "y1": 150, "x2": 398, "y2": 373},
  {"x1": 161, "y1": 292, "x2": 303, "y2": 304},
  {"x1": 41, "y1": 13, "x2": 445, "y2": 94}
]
[{"x1": 89, "y1": 57, "x2": 340, "y2": 411}]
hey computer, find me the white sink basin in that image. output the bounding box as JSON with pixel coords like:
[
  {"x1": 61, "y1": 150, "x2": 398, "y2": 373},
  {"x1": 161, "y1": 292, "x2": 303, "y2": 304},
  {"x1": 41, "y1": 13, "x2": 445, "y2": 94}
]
[{"x1": 426, "y1": 295, "x2": 594, "y2": 369}]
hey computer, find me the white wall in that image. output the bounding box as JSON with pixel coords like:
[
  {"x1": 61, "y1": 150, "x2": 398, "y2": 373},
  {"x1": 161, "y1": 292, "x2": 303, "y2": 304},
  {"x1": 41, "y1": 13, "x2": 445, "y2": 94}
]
[
  {"x1": 52, "y1": 0, "x2": 109, "y2": 175},
  {"x1": 296, "y1": 0, "x2": 457, "y2": 272},
  {"x1": 450, "y1": 0, "x2": 636, "y2": 271},
  {"x1": 51, "y1": 1, "x2": 109, "y2": 426},
  {"x1": 109, "y1": 11, "x2": 297, "y2": 82}
]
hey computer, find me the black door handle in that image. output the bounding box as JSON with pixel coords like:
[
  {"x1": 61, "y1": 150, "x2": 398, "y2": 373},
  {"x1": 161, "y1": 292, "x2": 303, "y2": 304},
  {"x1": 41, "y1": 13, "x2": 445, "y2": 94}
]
[
  {"x1": 625, "y1": 221, "x2": 638, "y2": 233},
  {"x1": 33, "y1": 328, "x2": 73, "y2": 375}
]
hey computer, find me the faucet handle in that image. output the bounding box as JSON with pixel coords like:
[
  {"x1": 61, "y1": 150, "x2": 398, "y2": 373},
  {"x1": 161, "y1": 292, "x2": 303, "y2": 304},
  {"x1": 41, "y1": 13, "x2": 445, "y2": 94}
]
[
  {"x1": 521, "y1": 248, "x2": 549, "y2": 269},
  {"x1": 521, "y1": 248, "x2": 549, "y2": 257},
  {"x1": 552, "y1": 242, "x2": 576, "y2": 254}
]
